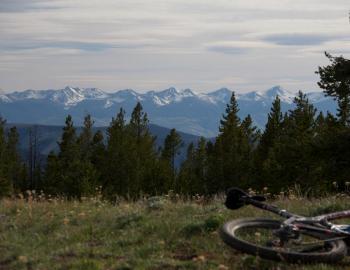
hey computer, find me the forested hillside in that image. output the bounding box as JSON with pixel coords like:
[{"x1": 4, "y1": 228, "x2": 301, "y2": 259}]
[{"x1": 0, "y1": 53, "x2": 349, "y2": 199}]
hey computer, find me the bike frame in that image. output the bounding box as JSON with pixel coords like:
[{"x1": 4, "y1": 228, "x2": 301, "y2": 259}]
[{"x1": 242, "y1": 196, "x2": 350, "y2": 239}]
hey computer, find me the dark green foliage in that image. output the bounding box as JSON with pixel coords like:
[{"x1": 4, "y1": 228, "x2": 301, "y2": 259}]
[
  {"x1": 127, "y1": 103, "x2": 161, "y2": 195},
  {"x1": 102, "y1": 103, "x2": 164, "y2": 199},
  {"x1": 207, "y1": 92, "x2": 258, "y2": 192},
  {"x1": 102, "y1": 108, "x2": 131, "y2": 197},
  {"x1": 178, "y1": 137, "x2": 208, "y2": 194},
  {"x1": 259, "y1": 91, "x2": 319, "y2": 192},
  {"x1": 45, "y1": 114, "x2": 100, "y2": 198},
  {"x1": 317, "y1": 52, "x2": 350, "y2": 125},
  {"x1": 161, "y1": 128, "x2": 183, "y2": 190},
  {"x1": 0, "y1": 117, "x2": 25, "y2": 197},
  {"x1": 27, "y1": 126, "x2": 42, "y2": 191},
  {"x1": 0, "y1": 117, "x2": 11, "y2": 197},
  {"x1": 258, "y1": 96, "x2": 283, "y2": 160}
]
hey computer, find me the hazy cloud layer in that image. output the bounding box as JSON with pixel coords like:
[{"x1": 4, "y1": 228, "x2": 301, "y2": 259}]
[
  {"x1": 0, "y1": 0, "x2": 349, "y2": 93},
  {"x1": 262, "y1": 33, "x2": 348, "y2": 46}
]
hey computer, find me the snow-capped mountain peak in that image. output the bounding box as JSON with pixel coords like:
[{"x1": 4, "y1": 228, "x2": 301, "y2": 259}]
[
  {"x1": 181, "y1": 88, "x2": 195, "y2": 97},
  {"x1": 206, "y1": 88, "x2": 233, "y2": 104},
  {"x1": 0, "y1": 85, "x2": 335, "y2": 137},
  {"x1": 0, "y1": 89, "x2": 11, "y2": 103},
  {"x1": 147, "y1": 87, "x2": 196, "y2": 106},
  {"x1": 262, "y1": 85, "x2": 295, "y2": 103}
]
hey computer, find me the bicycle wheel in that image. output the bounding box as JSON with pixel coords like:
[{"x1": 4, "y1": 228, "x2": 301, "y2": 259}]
[{"x1": 220, "y1": 218, "x2": 347, "y2": 263}]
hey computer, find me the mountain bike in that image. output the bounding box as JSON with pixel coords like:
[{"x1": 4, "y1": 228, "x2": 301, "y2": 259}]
[{"x1": 220, "y1": 188, "x2": 350, "y2": 264}]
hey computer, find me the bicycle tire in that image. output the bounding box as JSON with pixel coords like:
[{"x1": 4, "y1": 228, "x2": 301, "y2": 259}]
[{"x1": 220, "y1": 218, "x2": 347, "y2": 263}]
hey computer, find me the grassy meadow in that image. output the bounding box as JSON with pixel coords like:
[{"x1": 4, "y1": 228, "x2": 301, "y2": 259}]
[{"x1": 1, "y1": 192, "x2": 350, "y2": 270}]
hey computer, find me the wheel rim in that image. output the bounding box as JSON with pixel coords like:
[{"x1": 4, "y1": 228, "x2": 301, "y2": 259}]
[
  {"x1": 221, "y1": 218, "x2": 346, "y2": 263},
  {"x1": 232, "y1": 221, "x2": 334, "y2": 254}
]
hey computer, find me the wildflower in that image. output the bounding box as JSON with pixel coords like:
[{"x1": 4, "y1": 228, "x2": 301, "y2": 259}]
[
  {"x1": 18, "y1": 256, "x2": 28, "y2": 263},
  {"x1": 63, "y1": 217, "x2": 70, "y2": 225},
  {"x1": 193, "y1": 255, "x2": 206, "y2": 262}
]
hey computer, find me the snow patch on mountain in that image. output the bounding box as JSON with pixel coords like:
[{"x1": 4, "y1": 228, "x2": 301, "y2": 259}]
[
  {"x1": 145, "y1": 87, "x2": 197, "y2": 106},
  {"x1": 0, "y1": 89, "x2": 11, "y2": 103},
  {"x1": 1, "y1": 85, "x2": 334, "y2": 137},
  {"x1": 206, "y1": 88, "x2": 232, "y2": 104},
  {"x1": 263, "y1": 86, "x2": 295, "y2": 103}
]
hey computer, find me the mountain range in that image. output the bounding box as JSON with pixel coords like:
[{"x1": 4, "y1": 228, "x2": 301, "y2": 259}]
[{"x1": 0, "y1": 86, "x2": 337, "y2": 137}]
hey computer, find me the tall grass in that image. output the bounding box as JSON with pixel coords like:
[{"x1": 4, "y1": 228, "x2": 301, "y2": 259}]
[{"x1": 1, "y1": 191, "x2": 350, "y2": 269}]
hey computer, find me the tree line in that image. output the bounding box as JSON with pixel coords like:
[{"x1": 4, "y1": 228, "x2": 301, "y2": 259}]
[{"x1": 1, "y1": 52, "x2": 349, "y2": 198}]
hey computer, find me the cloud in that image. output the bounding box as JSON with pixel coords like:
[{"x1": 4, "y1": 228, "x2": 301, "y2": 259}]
[
  {"x1": 261, "y1": 33, "x2": 346, "y2": 46},
  {"x1": 0, "y1": 0, "x2": 62, "y2": 13},
  {"x1": 0, "y1": 40, "x2": 149, "y2": 53},
  {"x1": 206, "y1": 41, "x2": 276, "y2": 55},
  {"x1": 0, "y1": 0, "x2": 350, "y2": 92},
  {"x1": 207, "y1": 46, "x2": 249, "y2": 55}
]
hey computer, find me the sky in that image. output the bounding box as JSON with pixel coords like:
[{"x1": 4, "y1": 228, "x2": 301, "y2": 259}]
[{"x1": 0, "y1": 0, "x2": 349, "y2": 93}]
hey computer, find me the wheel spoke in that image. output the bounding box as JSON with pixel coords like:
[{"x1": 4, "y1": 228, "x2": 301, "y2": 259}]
[{"x1": 221, "y1": 218, "x2": 347, "y2": 263}]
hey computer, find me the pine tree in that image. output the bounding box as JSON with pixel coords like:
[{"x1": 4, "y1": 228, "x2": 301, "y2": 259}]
[
  {"x1": 178, "y1": 142, "x2": 195, "y2": 194},
  {"x1": 262, "y1": 91, "x2": 318, "y2": 192},
  {"x1": 317, "y1": 52, "x2": 350, "y2": 126},
  {"x1": 44, "y1": 151, "x2": 60, "y2": 195},
  {"x1": 161, "y1": 128, "x2": 183, "y2": 183},
  {"x1": 178, "y1": 137, "x2": 208, "y2": 195},
  {"x1": 128, "y1": 102, "x2": 159, "y2": 195},
  {"x1": 27, "y1": 126, "x2": 41, "y2": 190},
  {"x1": 0, "y1": 117, "x2": 12, "y2": 197},
  {"x1": 240, "y1": 115, "x2": 259, "y2": 187},
  {"x1": 4, "y1": 127, "x2": 22, "y2": 192},
  {"x1": 103, "y1": 108, "x2": 131, "y2": 197},
  {"x1": 45, "y1": 115, "x2": 97, "y2": 198},
  {"x1": 78, "y1": 114, "x2": 94, "y2": 160},
  {"x1": 219, "y1": 92, "x2": 240, "y2": 133},
  {"x1": 241, "y1": 114, "x2": 260, "y2": 145},
  {"x1": 58, "y1": 115, "x2": 77, "y2": 160},
  {"x1": 76, "y1": 114, "x2": 99, "y2": 195},
  {"x1": 210, "y1": 92, "x2": 252, "y2": 191},
  {"x1": 258, "y1": 96, "x2": 283, "y2": 160}
]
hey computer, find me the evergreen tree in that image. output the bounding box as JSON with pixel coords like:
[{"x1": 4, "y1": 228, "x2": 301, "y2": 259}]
[
  {"x1": 178, "y1": 137, "x2": 208, "y2": 195},
  {"x1": 0, "y1": 117, "x2": 12, "y2": 197},
  {"x1": 241, "y1": 114, "x2": 260, "y2": 145},
  {"x1": 4, "y1": 127, "x2": 22, "y2": 192},
  {"x1": 78, "y1": 114, "x2": 94, "y2": 160},
  {"x1": 90, "y1": 130, "x2": 105, "y2": 177},
  {"x1": 161, "y1": 128, "x2": 183, "y2": 182},
  {"x1": 103, "y1": 108, "x2": 131, "y2": 197},
  {"x1": 262, "y1": 91, "x2": 318, "y2": 192},
  {"x1": 258, "y1": 96, "x2": 283, "y2": 160},
  {"x1": 178, "y1": 142, "x2": 195, "y2": 194},
  {"x1": 128, "y1": 102, "x2": 159, "y2": 195},
  {"x1": 317, "y1": 52, "x2": 350, "y2": 125},
  {"x1": 45, "y1": 115, "x2": 97, "y2": 197},
  {"x1": 44, "y1": 151, "x2": 60, "y2": 195},
  {"x1": 210, "y1": 92, "x2": 252, "y2": 191},
  {"x1": 27, "y1": 126, "x2": 41, "y2": 191}
]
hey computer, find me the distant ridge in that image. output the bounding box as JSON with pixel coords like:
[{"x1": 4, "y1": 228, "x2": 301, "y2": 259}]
[
  {"x1": 6, "y1": 122, "x2": 202, "y2": 167},
  {"x1": 0, "y1": 86, "x2": 337, "y2": 137}
]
